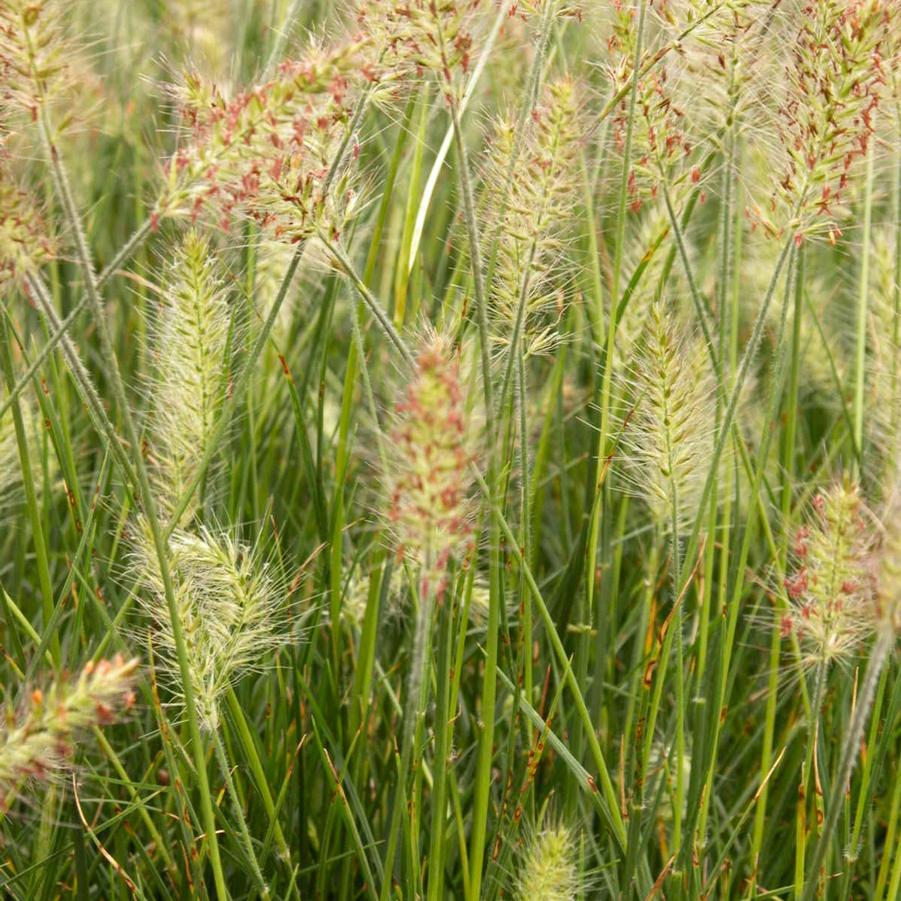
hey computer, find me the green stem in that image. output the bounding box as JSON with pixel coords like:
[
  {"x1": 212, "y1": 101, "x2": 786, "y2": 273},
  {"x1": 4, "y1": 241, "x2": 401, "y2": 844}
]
[
  {"x1": 800, "y1": 627, "x2": 894, "y2": 901},
  {"x1": 472, "y1": 467, "x2": 627, "y2": 851},
  {"x1": 213, "y1": 729, "x2": 270, "y2": 899},
  {"x1": 380, "y1": 579, "x2": 435, "y2": 899},
  {"x1": 0, "y1": 312, "x2": 58, "y2": 666},
  {"x1": 323, "y1": 239, "x2": 414, "y2": 366},
  {"x1": 426, "y1": 592, "x2": 454, "y2": 901},
  {"x1": 795, "y1": 660, "x2": 828, "y2": 899}
]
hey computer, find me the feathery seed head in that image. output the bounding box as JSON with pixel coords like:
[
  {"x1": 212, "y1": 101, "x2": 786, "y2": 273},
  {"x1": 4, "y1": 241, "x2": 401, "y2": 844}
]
[
  {"x1": 483, "y1": 77, "x2": 584, "y2": 358},
  {"x1": 157, "y1": 34, "x2": 367, "y2": 236},
  {"x1": 516, "y1": 821, "x2": 581, "y2": 901},
  {"x1": 782, "y1": 480, "x2": 875, "y2": 668},
  {"x1": 0, "y1": 167, "x2": 53, "y2": 284},
  {"x1": 510, "y1": 1, "x2": 583, "y2": 20},
  {"x1": 146, "y1": 230, "x2": 231, "y2": 524},
  {"x1": 612, "y1": 211, "x2": 674, "y2": 369},
  {"x1": 605, "y1": 1, "x2": 727, "y2": 212},
  {"x1": 0, "y1": 0, "x2": 71, "y2": 118},
  {"x1": 613, "y1": 62, "x2": 696, "y2": 213},
  {"x1": 762, "y1": 0, "x2": 894, "y2": 244},
  {"x1": 134, "y1": 524, "x2": 285, "y2": 731},
  {"x1": 619, "y1": 300, "x2": 717, "y2": 531},
  {"x1": 384, "y1": 330, "x2": 476, "y2": 599},
  {"x1": 356, "y1": 0, "x2": 482, "y2": 101},
  {"x1": 0, "y1": 655, "x2": 138, "y2": 794},
  {"x1": 865, "y1": 231, "x2": 901, "y2": 483}
]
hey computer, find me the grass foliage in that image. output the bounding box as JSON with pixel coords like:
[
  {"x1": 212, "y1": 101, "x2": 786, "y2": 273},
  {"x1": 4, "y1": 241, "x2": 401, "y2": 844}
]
[{"x1": 0, "y1": 0, "x2": 899, "y2": 898}]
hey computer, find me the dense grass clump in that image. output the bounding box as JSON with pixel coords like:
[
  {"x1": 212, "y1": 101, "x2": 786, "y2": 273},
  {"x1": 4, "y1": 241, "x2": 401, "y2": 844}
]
[{"x1": 0, "y1": 1, "x2": 899, "y2": 898}]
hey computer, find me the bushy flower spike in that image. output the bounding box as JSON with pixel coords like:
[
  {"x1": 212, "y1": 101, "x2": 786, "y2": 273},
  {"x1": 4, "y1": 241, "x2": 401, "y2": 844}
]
[
  {"x1": 0, "y1": 0, "x2": 71, "y2": 117},
  {"x1": 865, "y1": 232, "x2": 901, "y2": 483},
  {"x1": 606, "y1": 1, "x2": 736, "y2": 212},
  {"x1": 758, "y1": 0, "x2": 893, "y2": 244},
  {"x1": 612, "y1": 66, "x2": 697, "y2": 212},
  {"x1": 653, "y1": 1, "x2": 768, "y2": 143},
  {"x1": 612, "y1": 210, "x2": 673, "y2": 369},
  {"x1": 157, "y1": 33, "x2": 369, "y2": 236},
  {"x1": 0, "y1": 656, "x2": 138, "y2": 793},
  {"x1": 385, "y1": 330, "x2": 476, "y2": 599},
  {"x1": 147, "y1": 230, "x2": 231, "y2": 523},
  {"x1": 482, "y1": 78, "x2": 583, "y2": 359},
  {"x1": 357, "y1": 0, "x2": 482, "y2": 101},
  {"x1": 782, "y1": 480, "x2": 875, "y2": 669},
  {"x1": 619, "y1": 300, "x2": 717, "y2": 532},
  {"x1": 135, "y1": 525, "x2": 284, "y2": 731},
  {"x1": 0, "y1": 166, "x2": 54, "y2": 284},
  {"x1": 516, "y1": 821, "x2": 581, "y2": 901}
]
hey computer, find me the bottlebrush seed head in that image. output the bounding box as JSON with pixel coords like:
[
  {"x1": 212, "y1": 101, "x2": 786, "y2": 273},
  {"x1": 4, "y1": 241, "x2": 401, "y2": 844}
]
[
  {"x1": 510, "y1": 0, "x2": 582, "y2": 19},
  {"x1": 146, "y1": 230, "x2": 231, "y2": 524},
  {"x1": 764, "y1": 0, "x2": 894, "y2": 243},
  {"x1": 782, "y1": 480, "x2": 875, "y2": 669},
  {"x1": 0, "y1": 168, "x2": 54, "y2": 284},
  {"x1": 865, "y1": 232, "x2": 901, "y2": 485},
  {"x1": 482, "y1": 77, "x2": 584, "y2": 359},
  {"x1": 0, "y1": 656, "x2": 138, "y2": 794},
  {"x1": 516, "y1": 821, "x2": 581, "y2": 901},
  {"x1": 133, "y1": 524, "x2": 285, "y2": 731},
  {"x1": 156, "y1": 33, "x2": 368, "y2": 237},
  {"x1": 612, "y1": 211, "x2": 673, "y2": 370},
  {"x1": 383, "y1": 330, "x2": 476, "y2": 599},
  {"x1": 606, "y1": 1, "x2": 722, "y2": 213},
  {"x1": 356, "y1": 0, "x2": 482, "y2": 100},
  {"x1": 619, "y1": 300, "x2": 717, "y2": 532},
  {"x1": 0, "y1": 0, "x2": 71, "y2": 117}
]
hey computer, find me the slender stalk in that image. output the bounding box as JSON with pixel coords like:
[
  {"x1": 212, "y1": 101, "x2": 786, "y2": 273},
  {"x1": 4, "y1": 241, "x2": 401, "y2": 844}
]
[
  {"x1": 875, "y1": 743, "x2": 901, "y2": 900},
  {"x1": 0, "y1": 217, "x2": 155, "y2": 424},
  {"x1": 795, "y1": 660, "x2": 828, "y2": 899},
  {"x1": 380, "y1": 579, "x2": 435, "y2": 899},
  {"x1": 213, "y1": 730, "x2": 270, "y2": 899},
  {"x1": 23, "y1": 274, "x2": 138, "y2": 491},
  {"x1": 800, "y1": 627, "x2": 895, "y2": 901},
  {"x1": 0, "y1": 312, "x2": 58, "y2": 665},
  {"x1": 448, "y1": 100, "x2": 493, "y2": 419},
  {"x1": 323, "y1": 239, "x2": 414, "y2": 365},
  {"x1": 471, "y1": 467, "x2": 627, "y2": 851},
  {"x1": 750, "y1": 248, "x2": 798, "y2": 888},
  {"x1": 426, "y1": 592, "x2": 454, "y2": 901},
  {"x1": 599, "y1": 0, "x2": 647, "y2": 459}
]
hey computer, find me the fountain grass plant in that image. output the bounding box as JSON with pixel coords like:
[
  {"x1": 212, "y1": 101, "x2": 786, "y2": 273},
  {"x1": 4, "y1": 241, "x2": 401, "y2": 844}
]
[{"x1": 0, "y1": 0, "x2": 898, "y2": 898}]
